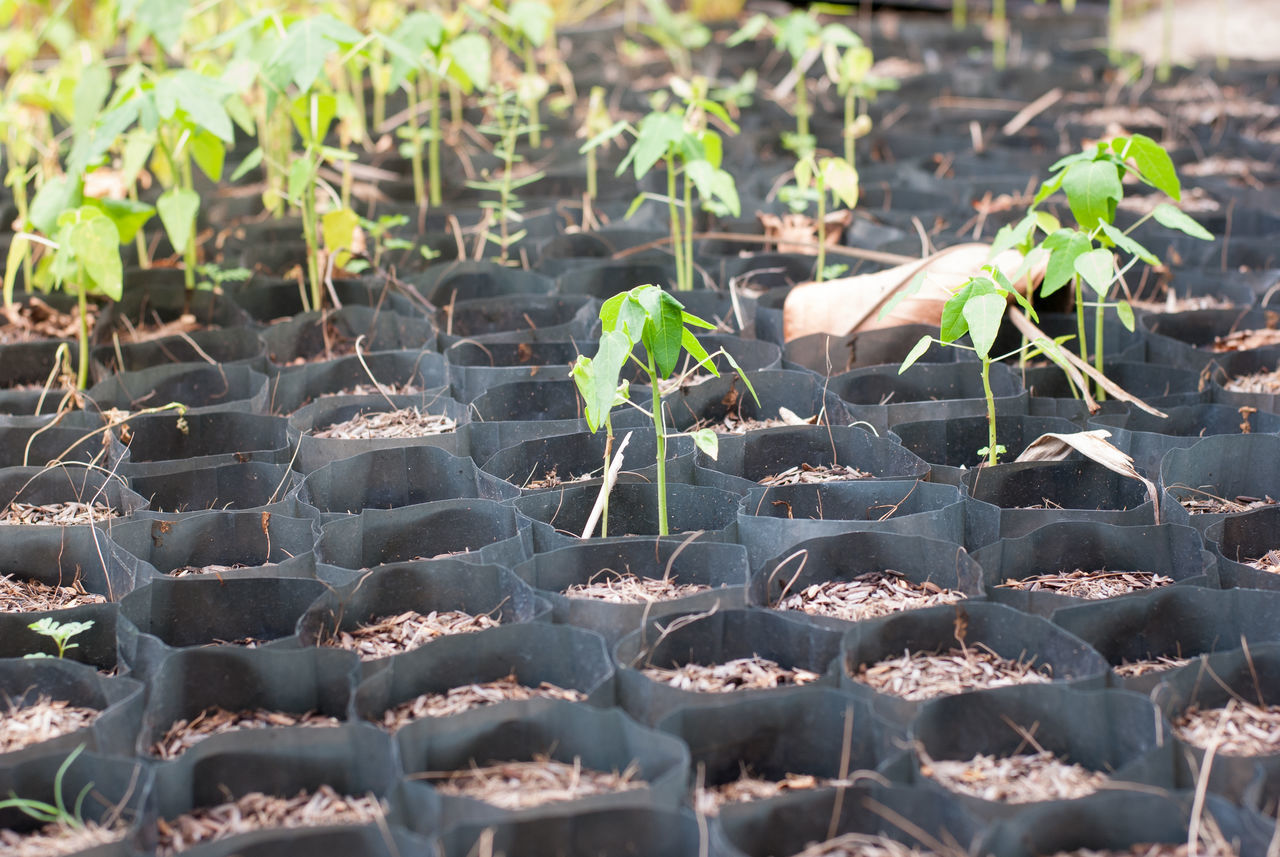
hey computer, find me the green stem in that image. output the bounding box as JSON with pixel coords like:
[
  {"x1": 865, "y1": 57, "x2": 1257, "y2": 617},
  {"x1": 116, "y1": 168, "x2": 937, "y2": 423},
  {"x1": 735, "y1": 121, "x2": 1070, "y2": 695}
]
[
  {"x1": 843, "y1": 92, "x2": 855, "y2": 167},
  {"x1": 815, "y1": 174, "x2": 827, "y2": 283},
  {"x1": 681, "y1": 169, "x2": 693, "y2": 291},
  {"x1": 1094, "y1": 299, "x2": 1106, "y2": 401},
  {"x1": 1108, "y1": 0, "x2": 1122, "y2": 65},
  {"x1": 649, "y1": 352, "x2": 668, "y2": 536},
  {"x1": 301, "y1": 154, "x2": 322, "y2": 312},
  {"x1": 602, "y1": 417, "x2": 613, "y2": 538},
  {"x1": 178, "y1": 151, "x2": 197, "y2": 295},
  {"x1": 76, "y1": 287, "x2": 89, "y2": 390},
  {"x1": 1075, "y1": 276, "x2": 1088, "y2": 367},
  {"x1": 981, "y1": 357, "x2": 998, "y2": 466},
  {"x1": 1157, "y1": 0, "x2": 1173, "y2": 82},
  {"x1": 407, "y1": 83, "x2": 426, "y2": 212},
  {"x1": 992, "y1": 0, "x2": 1007, "y2": 70},
  {"x1": 953, "y1": 0, "x2": 966, "y2": 30},
  {"x1": 795, "y1": 68, "x2": 810, "y2": 143},
  {"x1": 428, "y1": 75, "x2": 442, "y2": 208},
  {"x1": 666, "y1": 154, "x2": 685, "y2": 292},
  {"x1": 525, "y1": 45, "x2": 541, "y2": 149}
]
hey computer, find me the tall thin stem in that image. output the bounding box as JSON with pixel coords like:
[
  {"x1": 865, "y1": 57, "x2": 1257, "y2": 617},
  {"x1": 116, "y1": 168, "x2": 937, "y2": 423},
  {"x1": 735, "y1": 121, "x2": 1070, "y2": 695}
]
[
  {"x1": 407, "y1": 81, "x2": 426, "y2": 212},
  {"x1": 649, "y1": 352, "x2": 668, "y2": 536},
  {"x1": 428, "y1": 74, "x2": 442, "y2": 208},
  {"x1": 794, "y1": 68, "x2": 810, "y2": 143},
  {"x1": 1093, "y1": 300, "x2": 1107, "y2": 401},
  {"x1": 666, "y1": 154, "x2": 685, "y2": 291},
  {"x1": 992, "y1": 0, "x2": 1008, "y2": 70},
  {"x1": 981, "y1": 357, "x2": 998, "y2": 466},
  {"x1": 76, "y1": 287, "x2": 89, "y2": 390},
  {"x1": 1075, "y1": 276, "x2": 1088, "y2": 366},
  {"x1": 815, "y1": 173, "x2": 827, "y2": 283},
  {"x1": 681, "y1": 170, "x2": 693, "y2": 291}
]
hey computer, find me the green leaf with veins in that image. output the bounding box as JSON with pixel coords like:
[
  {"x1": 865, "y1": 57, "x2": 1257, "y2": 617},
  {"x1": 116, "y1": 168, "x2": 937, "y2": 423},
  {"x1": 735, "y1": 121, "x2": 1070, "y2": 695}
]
[
  {"x1": 1152, "y1": 203, "x2": 1213, "y2": 241},
  {"x1": 1061, "y1": 160, "x2": 1122, "y2": 231},
  {"x1": 1073, "y1": 248, "x2": 1115, "y2": 295}
]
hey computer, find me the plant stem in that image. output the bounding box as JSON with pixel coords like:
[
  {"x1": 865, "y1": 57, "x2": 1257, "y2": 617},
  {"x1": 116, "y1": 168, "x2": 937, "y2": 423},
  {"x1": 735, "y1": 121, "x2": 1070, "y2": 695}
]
[
  {"x1": 301, "y1": 153, "x2": 322, "y2": 312},
  {"x1": 586, "y1": 146, "x2": 597, "y2": 202},
  {"x1": 178, "y1": 150, "x2": 197, "y2": 295},
  {"x1": 815, "y1": 173, "x2": 827, "y2": 283},
  {"x1": 981, "y1": 357, "x2": 998, "y2": 466},
  {"x1": 1108, "y1": 0, "x2": 1122, "y2": 65},
  {"x1": 992, "y1": 0, "x2": 1007, "y2": 70},
  {"x1": 1157, "y1": 0, "x2": 1173, "y2": 82},
  {"x1": 524, "y1": 45, "x2": 541, "y2": 149},
  {"x1": 407, "y1": 82, "x2": 426, "y2": 212},
  {"x1": 1075, "y1": 276, "x2": 1088, "y2": 366},
  {"x1": 76, "y1": 287, "x2": 89, "y2": 390},
  {"x1": 649, "y1": 352, "x2": 668, "y2": 536},
  {"x1": 666, "y1": 154, "x2": 685, "y2": 292},
  {"x1": 1093, "y1": 299, "x2": 1106, "y2": 401},
  {"x1": 602, "y1": 418, "x2": 613, "y2": 538},
  {"x1": 953, "y1": 0, "x2": 966, "y2": 30},
  {"x1": 794, "y1": 67, "x2": 810, "y2": 143},
  {"x1": 428, "y1": 74, "x2": 442, "y2": 208},
  {"x1": 843, "y1": 92, "x2": 855, "y2": 167},
  {"x1": 681, "y1": 169, "x2": 693, "y2": 291}
]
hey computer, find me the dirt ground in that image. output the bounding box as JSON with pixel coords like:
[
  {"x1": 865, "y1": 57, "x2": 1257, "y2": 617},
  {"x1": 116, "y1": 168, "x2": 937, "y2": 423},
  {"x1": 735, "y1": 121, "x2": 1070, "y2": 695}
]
[{"x1": 1118, "y1": 0, "x2": 1280, "y2": 64}]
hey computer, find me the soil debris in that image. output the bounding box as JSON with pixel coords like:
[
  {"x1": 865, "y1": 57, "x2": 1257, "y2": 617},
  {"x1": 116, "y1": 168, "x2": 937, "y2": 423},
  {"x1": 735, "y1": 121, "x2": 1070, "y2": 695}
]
[
  {"x1": 311, "y1": 407, "x2": 456, "y2": 439},
  {"x1": 921, "y1": 751, "x2": 1109, "y2": 803},
  {"x1": 641, "y1": 655, "x2": 821, "y2": 693},
  {"x1": 996, "y1": 570, "x2": 1173, "y2": 599},
  {"x1": 0, "y1": 696, "x2": 100, "y2": 754},
  {"x1": 1175, "y1": 491, "x2": 1276, "y2": 515},
  {"x1": 777, "y1": 572, "x2": 965, "y2": 622},
  {"x1": 1223, "y1": 367, "x2": 1280, "y2": 395},
  {"x1": 696, "y1": 771, "x2": 850, "y2": 815},
  {"x1": 702, "y1": 408, "x2": 817, "y2": 435},
  {"x1": 0, "y1": 298, "x2": 95, "y2": 345},
  {"x1": 1209, "y1": 328, "x2": 1280, "y2": 353},
  {"x1": 168, "y1": 563, "x2": 271, "y2": 578},
  {"x1": 564, "y1": 570, "x2": 711, "y2": 603},
  {"x1": 0, "y1": 821, "x2": 125, "y2": 857},
  {"x1": 154, "y1": 785, "x2": 384, "y2": 855},
  {"x1": 150, "y1": 707, "x2": 341, "y2": 760},
  {"x1": 425, "y1": 755, "x2": 645, "y2": 810},
  {"x1": 1173, "y1": 701, "x2": 1280, "y2": 756},
  {"x1": 1112, "y1": 656, "x2": 1193, "y2": 678},
  {"x1": 377, "y1": 674, "x2": 586, "y2": 727},
  {"x1": 0, "y1": 574, "x2": 106, "y2": 612},
  {"x1": 1049, "y1": 843, "x2": 1237, "y2": 857},
  {"x1": 522, "y1": 466, "x2": 595, "y2": 490},
  {"x1": 1245, "y1": 549, "x2": 1280, "y2": 574},
  {"x1": 0, "y1": 502, "x2": 119, "y2": 527},
  {"x1": 852, "y1": 647, "x2": 1052, "y2": 701},
  {"x1": 785, "y1": 833, "x2": 940, "y2": 857},
  {"x1": 758, "y1": 463, "x2": 871, "y2": 486},
  {"x1": 323, "y1": 609, "x2": 500, "y2": 660}
]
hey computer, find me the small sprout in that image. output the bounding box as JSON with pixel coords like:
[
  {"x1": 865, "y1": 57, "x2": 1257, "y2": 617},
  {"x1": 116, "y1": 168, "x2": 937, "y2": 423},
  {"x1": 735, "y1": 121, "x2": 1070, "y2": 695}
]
[{"x1": 25, "y1": 618, "x2": 95, "y2": 659}]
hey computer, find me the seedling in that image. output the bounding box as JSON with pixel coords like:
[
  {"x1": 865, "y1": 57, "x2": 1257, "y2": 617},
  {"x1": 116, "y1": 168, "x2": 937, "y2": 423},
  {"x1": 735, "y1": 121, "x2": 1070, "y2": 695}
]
[
  {"x1": 0, "y1": 745, "x2": 93, "y2": 829},
  {"x1": 582, "y1": 77, "x2": 740, "y2": 291},
  {"x1": 788, "y1": 148, "x2": 859, "y2": 283},
  {"x1": 468, "y1": 86, "x2": 545, "y2": 265},
  {"x1": 24, "y1": 618, "x2": 94, "y2": 660},
  {"x1": 486, "y1": 0, "x2": 555, "y2": 149},
  {"x1": 900, "y1": 264, "x2": 1074, "y2": 467},
  {"x1": 571, "y1": 284, "x2": 758, "y2": 536},
  {"x1": 635, "y1": 0, "x2": 711, "y2": 78},
  {"x1": 822, "y1": 32, "x2": 896, "y2": 168}
]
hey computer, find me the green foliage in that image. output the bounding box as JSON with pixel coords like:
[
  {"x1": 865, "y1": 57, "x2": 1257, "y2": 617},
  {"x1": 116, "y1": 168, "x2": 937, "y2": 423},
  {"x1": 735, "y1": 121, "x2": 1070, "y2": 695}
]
[
  {"x1": 24, "y1": 618, "x2": 95, "y2": 660},
  {"x1": 0, "y1": 745, "x2": 93, "y2": 829}
]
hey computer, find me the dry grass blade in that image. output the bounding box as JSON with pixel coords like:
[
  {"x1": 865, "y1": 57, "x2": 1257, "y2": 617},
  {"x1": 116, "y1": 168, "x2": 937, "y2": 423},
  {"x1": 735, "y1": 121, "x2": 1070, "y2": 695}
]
[
  {"x1": 0, "y1": 502, "x2": 119, "y2": 526},
  {"x1": 1049, "y1": 840, "x2": 1239, "y2": 857},
  {"x1": 0, "y1": 821, "x2": 125, "y2": 857},
  {"x1": 378, "y1": 674, "x2": 585, "y2": 727},
  {"x1": 788, "y1": 831, "x2": 941, "y2": 857},
  {"x1": 996, "y1": 570, "x2": 1174, "y2": 599},
  {"x1": 427, "y1": 755, "x2": 645, "y2": 810},
  {"x1": 0, "y1": 695, "x2": 100, "y2": 754},
  {"x1": 759, "y1": 463, "x2": 871, "y2": 486},
  {"x1": 323, "y1": 610, "x2": 500, "y2": 661},
  {"x1": 777, "y1": 572, "x2": 965, "y2": 622},
  {"x1": 696, "y1": 771, "x2": 852, "y2": 816},
  {"x1": 150, "y1": 707, "x2": 341, "y2": 760},
  {"x1": 1173, "y1": 702, "x2": 1280, "y2": 756},
  {"x1": 1245, "y1": 550, "x2": 1280, "y2": 575},
  {"x1": 564, "y1": 570, "x2": 711, "y2": 604},
  {"x1": 154, "y1": 785, "x2": 385, "y2": 855},
  {"x1": 1224, "y1": 367, "x2": 1280, "y2": 395},
  {"x1": 641, "y1": 655, "x2": 821, "y2": 693},
  {"x1": 1210, "y1": 328, "x2": 1280, "y2": 353},
  {"x1": 1113, "y1": 656, "x2": 1193, "y2": 678},
  {"x1": 853, "y1": 647, "x2": 1052, "y2": 701},
  {"x1": 311, "y1": 408, "x2": 456, "y2": 439},
  {"x1": 921, "y1": 751, "x2": 1109, "y2": 803},
  {"x1": 0, "y1": 574, "x2": 106, "y2": 612}
]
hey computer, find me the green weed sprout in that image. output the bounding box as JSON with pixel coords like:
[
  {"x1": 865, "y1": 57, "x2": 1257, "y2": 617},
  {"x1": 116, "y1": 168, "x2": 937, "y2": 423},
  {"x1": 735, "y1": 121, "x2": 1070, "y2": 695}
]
[
  {"x1": 24, "y1": 618, "x2": 95, "y2": 660},
  {"x1": 0, "y1": 745, "x2": 93, "y2": 829}
]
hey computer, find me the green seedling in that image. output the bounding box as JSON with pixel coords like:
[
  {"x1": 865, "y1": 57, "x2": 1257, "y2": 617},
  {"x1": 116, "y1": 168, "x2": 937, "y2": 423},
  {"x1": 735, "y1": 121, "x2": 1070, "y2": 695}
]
[
  {"x1": 786, "y1": 147, "x2": 859, "y2": 283},
  {"x1": 468, "y1": 86, "x2": 545, "y2": 265},
  {"x1": 635, "y1": 0, "x2": 710, "y2": 77},
  {"x1": 572, "y1": 284, "x2": 758, "y2": 536},
  {"x1": 0, "y1": 745, "x2": 93, "y2": 829},
  {"x1": 24, "y1": 618, "x2": 94, "y2": 660}
]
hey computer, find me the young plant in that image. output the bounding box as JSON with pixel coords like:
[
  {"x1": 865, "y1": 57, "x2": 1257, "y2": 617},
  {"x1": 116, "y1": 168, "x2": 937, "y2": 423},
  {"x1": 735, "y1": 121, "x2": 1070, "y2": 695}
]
[
  {"x1": 786, "y1": 147, "x2": 859, "y2": 283},
  {"x1": 583, "y1": 77, "x2": 740, "y2": 291},
  {"x1": 486, "y1": 0, "x2": 555, "y2": 149},
  {"x1": 728, "y1": 6, "x2": 861, "y2": 155},
  {"x1": 634, "y1": 0, "x2": 711, "y2": 78},
  {"x1": 0, "y1": 745, "x2": 93, "y2": 829},
  {"x1": 24, "y1": 618, "x2": 94, "y2": 659},
  {"x1": 899, "y1": 266, "x2": 1070, "y2": 467},
  {"x1": 1026, "y1": 133, "x2": 1211, "y2": 395},
  {"x1": 468, "y1": 85, "x2": 545, "y2": 266},
  {"x1": 572, "y1": 284, "x2": 757, "y2": 536},
  {"x1": 822, "y1": 33, "x2": 896, "y2": 168}
]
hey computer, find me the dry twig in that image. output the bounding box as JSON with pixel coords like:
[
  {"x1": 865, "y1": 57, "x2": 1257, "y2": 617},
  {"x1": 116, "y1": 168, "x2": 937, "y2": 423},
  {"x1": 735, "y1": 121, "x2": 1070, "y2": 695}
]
[
  {"x1": 0, "y1": 696, "x2": 99, "y2": 754},
  {"x1": 921, "y1": 751, "x2": 1109, "y2": 803},
  {"x1": 426, "y1": 756, "x2": 645, "y2": 810},
  {"x1": 378, "y1": 674, "x2": 585, "y2": 728},
  {"x1": 997, "y1": 570, "x2": 1173, "y2": 599}
]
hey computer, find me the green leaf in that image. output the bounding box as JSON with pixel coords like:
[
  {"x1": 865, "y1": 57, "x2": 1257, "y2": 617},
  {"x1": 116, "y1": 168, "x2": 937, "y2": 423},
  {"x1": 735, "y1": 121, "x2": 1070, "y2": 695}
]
[
  {"x1": 119, "y1": 129, "x2": 155, "y2": 188},
  {"x1": 727, "y1": 14, "x2": 769, "y2": 47},
  {"x1": 156, "y1": 187, "x2": 200, "y2": 257},
  {"x1": 1062, "y1": 160, "x2": 1123, "y2": 231},
  {"x1": 321, "y1": 207, "x2": 360, "y2": 259},
  {"x1": 1152, "y1": 203, "x2": 1213, "y2": 241},
  {"x1": 4, "y1": 234, "x2": 29, "y2": 305},
  {"x1": 289, "y1": 93, "x2": 338, "y2": 145},
  {"x1": 447, "y1": 33, "x2": 491, "y2": 93},
  {"x1": 1098, "y1": 222, "x2": 1158, "y2": 264},
  {"x1": 510, "y1": 0, "x2": 554, "y2": 46},
  {"x1": 189, "y1": 129, "x2": 226, "y2": 182},
  {"x1": 899, "y1": 334, "x2": 934, "y2": 374},
  {"x1": 85, "y1": 197, "x2": 154, "y2": 243},
  {"x1": 1040, "y1": 229, "x2": 1092, "y2": 298},
  {"x1": 628, "y1": 111, "x2": 685, "y2": 180},
  {"x1": 820, "y1": 157, "x2": 859, "y2": 208},
  {"x1": 962, "y1": 291, "x2": 1006, "y2": 359},
  {"x1": 1073, "y1": 248, "x2": 1115, "y2": 295},
  {"x1": 940, "y1": 277, "x2": 997, "y2": 343},
  {"x1": 572, "y1": 329, "x2": 631, "y2": 433},
  {"x1": 28, "y1": 176, "x2": 82, "y2": 235},
  {"x1": 68, "y1": 212, "x2": 123, "y2": 300},
  {"x1": 71, "y1": 63, "x2": 110, "y2": 137},
  {"x1": 680, "y1": 310, "x2": 716, "y2": 330},
  {"x1": 990, "y1": 212, "x2": 1037, "y2": 257},
  {"x1": 1114, "y1": 133, "x2": 1180, "y2": 200},
  {"x1": 690, "y1": 428, "x2": 719, "y2": 460},
  {"x1": 579, "y1": 119, "x2": 630, "y2": 154},
  {"x1": 1032, "y1": 171, "x2": 1065, "y2": 206},
  {"x1": 230, "y1": 147, "x2": 264, "y2": 182},
  {"x1": 679, "y1": 329, "x2": 718, "y2": 376},
  {"x1": 640, "y1": 288, "x2": 686, "y2": 378},
  {"x1": 132, "y1": 0, "x2": 189, "y2": 53},
  {"x1": 1115, "y1": 300, "x2": 1135, "y2": 332}
]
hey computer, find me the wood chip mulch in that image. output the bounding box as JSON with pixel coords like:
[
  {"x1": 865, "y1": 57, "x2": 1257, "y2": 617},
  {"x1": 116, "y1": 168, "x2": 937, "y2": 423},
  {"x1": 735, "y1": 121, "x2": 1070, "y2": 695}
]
[
  {"x1": 424, "y1": 756, "x2": 645, "y2": 810},
  {"x1": 523, "y1": 467, "x2": 595, "y2": 490},
  {"x1": 331, "y1": 382, "x2": 425, "y2": 398},
  {"x1": 1224, "y1": 367, "x2": 1280, "y2": 394},
  {"x1": 1209, "y1": 328, "x2": 1280, "y2": 352},
  {"x1": 310, "y1": 408, "x2": 456, "y2": 439},
  {"x1": 758, "y1": 463, "x2": 872, "y2": 486},
  {"x1": 0, "y1": 696, "x2": 100, "y2": 754},
  {"x1": 696, "y1": 771, "x2": 849, "y2": 815},
  {"x1": 852, "y1": 647, "x2": 1052, "y2": 701},
  {"x1": 1172, "y1": 701, "x2": 1280, "y2": 756},
  {"x1": 996, "y1": 570, "x2": 1174, "y2": 599},
  {"x1": 1049, "y1": 844, "x2": 1237, "y2": 857},
  {"x1": 1112, "y1": 656, "x2": 1193, "y2": 678},
  {"x1": 1245, "y1": 549, "x2": 1280, "y2": 574},
  {"x1": 701, "y1": 408, "x2": 817, "y2": 435},
  {"x1": 1176, "y1": 492, "x2": 1276, "y2": 515},
  {"x1": 563, "y1": 570, "x2": 711, "y2": 604},
  {"x1": 786, "y1": 833, "x2": 941, "y2": 857},
  {"x1": 322, "y1": 610, "x2": 501, "y2": 661},
  {"x1": 377, "y1": 674, "x2": 586, "y2": 728},
  {"x1": 154, "y1": 785, "x2": 385, "y2": 855},
  {"x1": 168, "y1": 563, "x2": 269, "y2": 578},
  {"x1": 0, "y1": 298, "x2": 94, "y2": 345},
  {"x1": 0, "y1": 574, "x2": 107, "y2": 612},
  {"x1": 0, "y1": 502, "x2": 119, "y2": 526},
  {"x1": 0, "y1": 822, "x2": 125, "y2": 857},
  {"x1": 777, "y1": 573, "x2": 965, "y2": 623},
  {"x1": 150, "y1": 707, "x2": 341, "y2": 760},
  {"x1": 921, "y1": 751, "x2": 1109, "y2": 803},
  {"x1": 641, "y1": 656, "x2": 821, "y2": 693}
]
